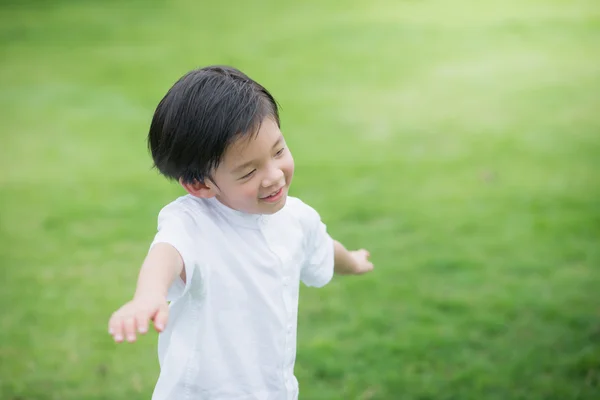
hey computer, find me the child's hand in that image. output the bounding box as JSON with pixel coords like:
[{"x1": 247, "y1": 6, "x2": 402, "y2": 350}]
[
  {"x1": 108, "y1": 294, "x2": 169, "y2": 343},
  {"x1": 350, "y1": 249, "x2": 374, "y2": 274}
]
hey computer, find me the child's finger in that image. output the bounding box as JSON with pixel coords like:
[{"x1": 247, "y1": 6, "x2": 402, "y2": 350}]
[
  {"x1": 359, "y1": 261, "x2": 374, "y2": 274},
  {"x1": 110, "y1": 318, "x2": 124, "y2": 343},
  {"x1": 136, "y1": 312, "x2": 149, "y2": 334},
  {"x1": 153, "y1": 304, "x2": 169, "y2": 332},
  {"x1": 123, "y1": 317, "x2": 137, "y2": 342}
]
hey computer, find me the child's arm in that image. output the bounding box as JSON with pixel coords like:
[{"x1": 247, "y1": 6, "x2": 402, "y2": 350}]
[
  {"x1": 108, "y1": 242, "x2": 184, "y2": 343},
  {"x1": 333, "y1": 240, "x2": 374, "y2": 275}
]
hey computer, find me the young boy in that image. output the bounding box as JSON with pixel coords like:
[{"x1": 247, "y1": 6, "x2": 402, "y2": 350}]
[{"x1": 108, "y1": 65, "x2": 373, "y2": 400}]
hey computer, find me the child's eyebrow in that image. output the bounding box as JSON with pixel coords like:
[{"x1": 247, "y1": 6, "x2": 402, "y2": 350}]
[
  {"x1": 231, "y1": 160, "x2": 255, "y2": 174},
  {"x1": 271, "y1": 135, "x2": 283, "y2": 149},
  {"x1": 231, "y1": 135, "x2": 284, "y2": 174}
]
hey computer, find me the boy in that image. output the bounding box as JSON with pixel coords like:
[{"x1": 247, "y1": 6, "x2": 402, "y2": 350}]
[{"x1": 108, "y1": 65, "x2": 373, "y2": 399}]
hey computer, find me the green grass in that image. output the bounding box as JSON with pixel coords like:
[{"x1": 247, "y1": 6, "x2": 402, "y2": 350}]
[{"x1": 1, "y1": 0, "x2": 599, "y2": 398}]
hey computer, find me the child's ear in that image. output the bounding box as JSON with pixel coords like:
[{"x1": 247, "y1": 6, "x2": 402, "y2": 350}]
[{"x1": 179, "y1": 178, "x2": 217, "y2": 199}]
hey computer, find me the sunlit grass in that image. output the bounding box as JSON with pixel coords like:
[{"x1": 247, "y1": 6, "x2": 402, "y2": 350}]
[{"x1": 1, "y1": 0, "x2": 599, "y2": 398}]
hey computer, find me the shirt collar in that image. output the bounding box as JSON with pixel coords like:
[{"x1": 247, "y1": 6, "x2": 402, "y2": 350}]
[{"x1": 204, "y1": 196, "x2": 270, "y2": 229}]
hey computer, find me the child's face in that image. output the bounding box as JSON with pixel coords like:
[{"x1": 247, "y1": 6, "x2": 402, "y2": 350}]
[{"x1": 209, "y1": 117, "x2": 295, "y2": 215}]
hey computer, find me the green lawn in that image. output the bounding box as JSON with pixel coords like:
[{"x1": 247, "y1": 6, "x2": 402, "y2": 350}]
[{"x1": 1, "y1": 0, "x2": 599, "y2": 399}]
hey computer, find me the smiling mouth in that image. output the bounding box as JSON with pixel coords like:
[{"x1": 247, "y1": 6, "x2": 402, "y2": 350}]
[{"x1": 260, "y1": 187, "x2": 284, "y2": 201}]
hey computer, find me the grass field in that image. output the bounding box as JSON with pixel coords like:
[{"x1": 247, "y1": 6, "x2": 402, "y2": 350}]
[{"x1": 1, "y1": 0, "x2": 599, "y2": 399}]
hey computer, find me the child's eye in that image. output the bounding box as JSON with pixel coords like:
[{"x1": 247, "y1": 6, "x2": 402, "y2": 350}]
[
  {"x1": 275, "y1": 147, "x2": 286, "y2": 157},
  {"x1": 239, "y1": 169, "x2": 256, "y2": 180}
]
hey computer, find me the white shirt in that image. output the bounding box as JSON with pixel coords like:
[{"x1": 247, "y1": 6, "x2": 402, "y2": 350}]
[{"x1": 149, "y1": 195, "x2": 335, "y2": 400}]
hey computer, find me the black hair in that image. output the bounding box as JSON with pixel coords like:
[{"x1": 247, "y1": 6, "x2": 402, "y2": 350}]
[{"x1": 148, "y1": 65, "x2": 280, "y2": 184}]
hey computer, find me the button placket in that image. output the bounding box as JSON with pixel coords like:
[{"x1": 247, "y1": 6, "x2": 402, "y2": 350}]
[
  {"x1": 261, "y1": 223, "x2": 295, "y2": 395},
  {"x1": 261, "y1": 220, "x2": 302, "y2": 399}
]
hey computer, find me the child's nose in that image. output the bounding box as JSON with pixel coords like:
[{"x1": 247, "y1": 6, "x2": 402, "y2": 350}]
[{"x1": 262, "y1": 168, "x2": 284, "y2": 187}]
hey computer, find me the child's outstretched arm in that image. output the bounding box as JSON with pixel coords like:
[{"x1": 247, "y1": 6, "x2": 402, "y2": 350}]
[
  {"x1": 333, "y1": 240, "x2": 374, "y2": 275},
  {"x1": 108, "y1": 243, "x2": 184, "y2": 343}
]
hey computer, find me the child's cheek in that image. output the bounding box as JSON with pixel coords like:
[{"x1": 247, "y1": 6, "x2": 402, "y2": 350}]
[
  {"x1": 284, "y1": 154, "x2": 295, "y2": 182},
  {"x1": 241, "y1": 185, "x2": 258, "y2": 200}
]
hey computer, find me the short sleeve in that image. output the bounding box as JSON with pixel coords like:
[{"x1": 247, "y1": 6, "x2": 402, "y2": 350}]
[
  {"x1": 299, "y1": 203, "x2": 335, "y2": 288},
  {"x1": 150, "y1": 203, "x2": 202, "y2": 302}
]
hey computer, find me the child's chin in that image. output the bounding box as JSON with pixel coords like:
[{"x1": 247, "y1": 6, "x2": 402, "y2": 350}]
[{"x1": 261, "y1": 196, "x2": 287, "y2": 214}]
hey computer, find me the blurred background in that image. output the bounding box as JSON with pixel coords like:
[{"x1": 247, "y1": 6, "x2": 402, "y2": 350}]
[{"x1": 1, "y1": 0, "x2": 599, "y2": 399}]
